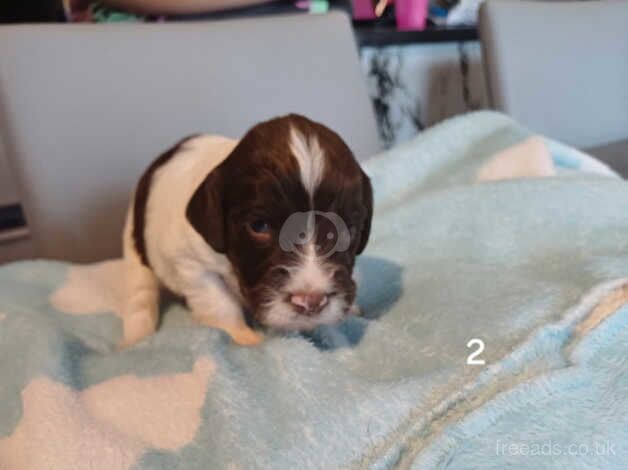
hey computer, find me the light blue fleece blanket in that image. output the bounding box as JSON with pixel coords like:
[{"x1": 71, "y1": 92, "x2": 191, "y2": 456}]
[{"x1": 1, "y1": 112, "x2": 627, "y2": 469}]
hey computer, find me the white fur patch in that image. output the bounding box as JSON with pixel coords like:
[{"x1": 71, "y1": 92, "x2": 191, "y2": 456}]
[
  {"x1": 289, "y1": 126, "x2": 325, "y2": 198},
  {"x1": 286, "y1": 243, "x2": 332, "y2": 294}
]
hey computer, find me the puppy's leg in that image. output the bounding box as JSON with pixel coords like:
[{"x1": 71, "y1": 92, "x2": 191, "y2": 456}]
[
  {"x1": 119, "y1": 257, "x2": 160, "y2": 348},
  {"x1": 119, "y1": 209, "x2": 160, "y2": 349},
  {"x1": 183, "y1": 273, "x2": 262, "y2": 346}
]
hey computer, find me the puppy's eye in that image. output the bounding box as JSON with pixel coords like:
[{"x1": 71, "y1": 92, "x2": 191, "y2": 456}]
[{"x1": 247, "y1": 220, "x2": 271, "y2": 235}]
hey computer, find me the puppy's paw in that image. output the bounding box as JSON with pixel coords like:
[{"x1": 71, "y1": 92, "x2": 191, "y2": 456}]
[
  {"x1": 118, "y1": 336, "x2": 141, "y2": 351},
  {"x1": 119, "y1": 310, "x2": 157, "y2": 350},
  {"x1": 347, "y1": 304, "x2": 361, "y2": 316},
  {"x1": 118, "y1": 331, "x2": 147, "y2": 350},
  {"x1": 230, "y1": 328, "x2": 264, "y2": 346}
]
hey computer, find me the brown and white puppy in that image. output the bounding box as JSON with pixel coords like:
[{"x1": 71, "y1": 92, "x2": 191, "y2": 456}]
[{"x1": 120, "y1": 114, "x2": 373, "y2": 347}]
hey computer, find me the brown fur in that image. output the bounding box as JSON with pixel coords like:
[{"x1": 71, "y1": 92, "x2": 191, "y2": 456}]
[{"x1": 133, "y1": 135, "x2": 200, "y2": 266}]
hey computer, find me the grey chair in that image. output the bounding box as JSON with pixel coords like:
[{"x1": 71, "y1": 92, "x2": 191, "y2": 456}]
[
  {"x1": 0, "y1": 12, "x2": 380, "y2": 263},
  {"x1": 479, "y1": 0, "x2": 628, "y2": 175}
]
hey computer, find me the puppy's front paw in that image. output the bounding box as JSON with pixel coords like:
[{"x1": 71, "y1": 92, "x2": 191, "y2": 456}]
[
  {"x1": 119, "y1": 310, "x2": 157, "y2": 350},
  {"x1": 347, "y1": 304, "x2": 361, "y2": 316},
  {"x1": 118, "y1": 331, "x2": 147, "y2": 350},
  {"x1": 118, "y1": 336, "x2": 141, "y2": 350},
  {"x1": 230, "y1": 328, "x2": 264, "y2": 346}
]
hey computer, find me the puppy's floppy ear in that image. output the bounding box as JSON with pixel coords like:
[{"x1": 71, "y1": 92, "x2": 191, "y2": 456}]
[
  {"x1": 356, "y1": 170, "x2": 373, "y2": 255},
  {"x1": 186, "y1": 168, "x2": 226, "y2": 253}
]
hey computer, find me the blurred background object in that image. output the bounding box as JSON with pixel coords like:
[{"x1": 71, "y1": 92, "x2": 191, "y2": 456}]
[
  {"x1": 0, "y1": 0, "x2": 65, "y2": 22},
  {"x1": 0, "y1": 13, "x2": 379, "y2": 262},
  {"x1": 480, "y1": 0, "x2": 628, "y2": 176},
  {"x1": 396, "y1": 0, "x2": 430, "y2": 31},
  {"x1": 0, "y1": 1, "x2": 485, "y2": 263},
  {"x1": 446, "y1": 0, "x2": 482, "y2": 26}
]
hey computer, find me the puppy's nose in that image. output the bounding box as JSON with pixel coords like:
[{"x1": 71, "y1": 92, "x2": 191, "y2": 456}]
[{"x1": 290, "y1": 291, "x2": 328, "y2": 315}]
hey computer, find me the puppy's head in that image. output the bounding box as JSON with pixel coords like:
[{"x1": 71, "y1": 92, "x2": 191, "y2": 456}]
[{"x1": 187, "y1": 114, "x2": 373, "y2": 330}]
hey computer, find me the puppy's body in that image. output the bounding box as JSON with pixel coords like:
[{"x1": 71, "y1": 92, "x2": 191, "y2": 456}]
[
  {"x1": 132, "y1": 135, "x2": 236, "y2": 292},
  {"x1": 121, "y1": 115, "x2": 372, "y2": 347},
  {"x1": 121, "y1": 135, "x2": 257, "y2": 346}
]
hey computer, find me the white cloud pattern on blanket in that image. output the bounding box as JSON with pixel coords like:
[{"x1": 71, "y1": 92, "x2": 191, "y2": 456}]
[
  {"x1": 0, "y1": 357, "x2": 215, "y2": 469},
  {"x1": 50, "y1": 259, "x2": 126, "y2": 316}
]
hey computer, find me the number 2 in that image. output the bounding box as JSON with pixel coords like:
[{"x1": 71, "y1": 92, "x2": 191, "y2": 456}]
[{"x1": 466, "y1": 338, "x2": 485, "y2": 365}]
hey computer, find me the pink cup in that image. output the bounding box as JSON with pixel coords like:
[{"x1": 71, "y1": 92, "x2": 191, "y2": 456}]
[
  {"x1": 395, "y1": 0, "x2": 429, "y2": 31},
  {"x1": 352, "y1": 0, "x2": 377, "y2": 20}
]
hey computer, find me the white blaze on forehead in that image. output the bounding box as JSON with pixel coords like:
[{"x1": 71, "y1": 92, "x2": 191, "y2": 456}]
[{"x1": 289, "y1": 126, "x2": 325, "y2": 199}]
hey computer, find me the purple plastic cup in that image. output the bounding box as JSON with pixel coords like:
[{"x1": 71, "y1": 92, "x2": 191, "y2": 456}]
[
  {"x1": 352, "y1": 0, "x2": 377, "y2": 20},
  {"x1": 395, "y1": 0, "x2": 429, "y2": 30}
]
